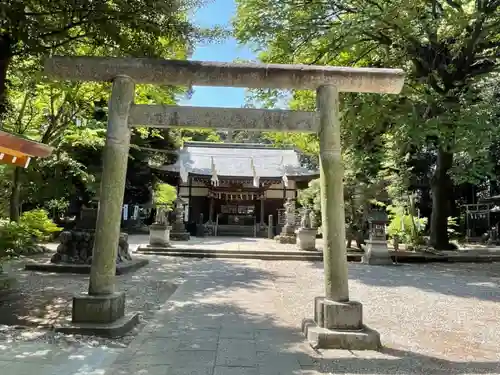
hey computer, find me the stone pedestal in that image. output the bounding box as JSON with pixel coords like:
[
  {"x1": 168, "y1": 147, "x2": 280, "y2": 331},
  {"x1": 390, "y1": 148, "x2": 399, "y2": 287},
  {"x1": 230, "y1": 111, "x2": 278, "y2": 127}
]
[
  {"x1": 296, "y1": 228, "x2": 317, "y2": 251},
  {"x1": 49, "y1": 230, "x2": 133, "y2": 265},
  {"x1": 302, "y1": 297, "x2": 381, "y2": 350},
  {"x1": 170, "y1": 223, "x2": 190, "y2": 241},
  {"x1": 362, "y1": 239, "x2": 393, "y2": 265},
  {"x1": 149, "y1": 224, "x2": 171, "y2": 247},
  {"x1": 276, "y1": 223, "x2": 297, "y2": 244},
  {"x1": 55, "y1": 292, "x2": 139, "y2": 337},
  {"x1": 276, "y1": 233, "x2": 296, "y2": 244},
  {"x1": 25, "y1": 230, "x2": 147, "y2": 275}
]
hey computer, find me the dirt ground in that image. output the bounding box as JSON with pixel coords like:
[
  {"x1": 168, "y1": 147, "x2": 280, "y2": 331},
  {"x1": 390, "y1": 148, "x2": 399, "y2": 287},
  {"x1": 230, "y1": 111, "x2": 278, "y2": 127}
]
[{"x1": 0, "y1": 252, "x2": 177, "y2": 345}]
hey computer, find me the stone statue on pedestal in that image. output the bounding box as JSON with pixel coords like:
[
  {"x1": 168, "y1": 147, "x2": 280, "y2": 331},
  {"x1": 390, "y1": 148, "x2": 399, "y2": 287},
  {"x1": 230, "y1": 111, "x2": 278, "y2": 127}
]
[
  {"x1": 284, "y1": 198, "x2": 296, "y2": 227},
  {"x1": 170, "y1": 197, "x2": 190, "y2": 241},
  {"x1": 296, "y1": 207, "x2": 318, "y2": 251},
  {"x1": 276, "y1": 198, "x2": 297, "y2": 244},
  {"x1": 149, "y1": 205, "x2": 171, "y2": 247},
  {"x1": 301, "y1": 207, "x2": 312, "y2": 229},
  {"x1": 155, "y1": 206, "x2": 167, "y2": 225},
  {"x1": 309, "y1": 210, "x2": 317, "y2": 229}
]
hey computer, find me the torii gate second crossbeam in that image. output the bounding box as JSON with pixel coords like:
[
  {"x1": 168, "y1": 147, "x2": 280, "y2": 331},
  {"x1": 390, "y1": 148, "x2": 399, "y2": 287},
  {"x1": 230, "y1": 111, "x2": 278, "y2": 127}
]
[{"x1": 44, "y1": 56, "x2": 404, "y2": 349}]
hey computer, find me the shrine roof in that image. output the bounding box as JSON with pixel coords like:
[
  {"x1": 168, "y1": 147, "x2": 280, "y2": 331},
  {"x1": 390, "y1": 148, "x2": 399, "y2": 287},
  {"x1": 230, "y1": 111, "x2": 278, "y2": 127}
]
[
  {"x1": 158, "y1": 141, "x2": 318, "y2": 179},
  {"x1": 0, "y1": 130, "x2": 53, "y2": 168}
]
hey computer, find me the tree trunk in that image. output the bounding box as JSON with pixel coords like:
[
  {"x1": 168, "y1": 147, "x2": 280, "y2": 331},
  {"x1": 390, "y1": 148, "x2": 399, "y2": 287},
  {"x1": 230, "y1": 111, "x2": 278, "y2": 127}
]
[
  {"x1": 430, "y1": 148, "x2": 453, "y2": 249},
  {"x1": 0, "y1": 34, "x2": 12, "y2": 123},
  {"x1": 9, "y1": 167, "x2": 21, "y2": 222}
]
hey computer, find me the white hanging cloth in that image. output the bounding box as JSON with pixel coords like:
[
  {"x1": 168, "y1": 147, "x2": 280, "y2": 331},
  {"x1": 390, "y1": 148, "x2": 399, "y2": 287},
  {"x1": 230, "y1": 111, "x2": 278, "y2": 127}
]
[
  {"x1": 250, "y1": 157, "x2": 259, "y2": 187},
  {"x1": 282, "y1": 174, "x2": 289, "y2": 188},
  {"x1": 280, "y1": 156, "x2": 289, "y2": 187},
  {"x1": 179, "y1": 159, "x2": 188, "y2": 183},
  {"x1": 211, "y1": 156, "x2": 219, "y2": 186}
]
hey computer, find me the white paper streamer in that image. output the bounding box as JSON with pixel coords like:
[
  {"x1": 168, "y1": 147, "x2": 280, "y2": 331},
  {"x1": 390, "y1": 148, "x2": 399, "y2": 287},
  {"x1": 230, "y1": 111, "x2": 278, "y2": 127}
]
[
  {"x1": 250, "y1": 157, "x2": 259, "y2": 187},
  {"x1": 211, "y1": 156, "x2": 219, "y2": 186},
  {"x1": 179, "y1": 159, "x2": 188, "y2": 183}
]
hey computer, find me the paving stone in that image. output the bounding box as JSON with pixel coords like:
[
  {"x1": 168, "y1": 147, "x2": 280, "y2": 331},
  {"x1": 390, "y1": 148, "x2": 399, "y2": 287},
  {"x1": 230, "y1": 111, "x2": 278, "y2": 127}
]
[
  {"x1": 256, "y1": 351, "x2": 302, "y2": 375},
  {"x1": 219, "y1": 326, "x2": 254, "y2": 340},
  {"x1": 1, "y1": 362, "x2": 60, "y2": 375},
  {"x1": 109, "y1": 363, "x2": 169, "y2": 375},
  {"x1": 151, "y1": 324, "x2": 219, "y2": 338},
  {"x1": 169, "y1": 350, "x2": 217, "y2": 368},
  {"x1": 216, "y1": 339, "x2": 257, "y2": 367},
  {"x1": 177, "y1": 336, "x2": 219, "y2": 351},
  {"x1": 254, "y1": 330, "x2": 302, "y2": 353},
  {"x1": 160, "y1": 366, "x2": 214, "y2": 375},
  {"x1": 135, "y1": 338, "x2": 181, "y2": 355},
  {"x1": 213, "y1": 366, "x2": 258, "y2": 375}
]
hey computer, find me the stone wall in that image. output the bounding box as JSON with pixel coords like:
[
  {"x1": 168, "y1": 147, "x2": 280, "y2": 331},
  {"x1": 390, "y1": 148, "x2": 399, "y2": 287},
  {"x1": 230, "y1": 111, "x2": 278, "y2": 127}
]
[{"x1": 50, "y1": 231, "x2": 132, "y2": 265}]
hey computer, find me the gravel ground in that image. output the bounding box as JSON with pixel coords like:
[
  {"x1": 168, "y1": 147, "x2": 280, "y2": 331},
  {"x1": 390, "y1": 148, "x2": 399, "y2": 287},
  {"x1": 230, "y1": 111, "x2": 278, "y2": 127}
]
[
  {"x1": 260, "y1": 260, "x2": 500, "y2": 373},
  {"x1": 0, "y1": 253, "x2": 180, "y2": 347}
]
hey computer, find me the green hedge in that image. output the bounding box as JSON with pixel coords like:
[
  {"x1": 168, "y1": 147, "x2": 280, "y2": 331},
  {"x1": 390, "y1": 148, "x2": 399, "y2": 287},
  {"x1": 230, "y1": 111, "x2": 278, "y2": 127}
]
[{"x1": 0, "y1": 209, "x2": 62, "y2": 260}]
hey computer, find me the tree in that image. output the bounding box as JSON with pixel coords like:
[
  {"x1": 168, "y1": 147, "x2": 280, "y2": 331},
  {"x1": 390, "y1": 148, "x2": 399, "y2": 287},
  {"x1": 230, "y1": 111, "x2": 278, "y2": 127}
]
[
  {"x1": 0, "y1": 0, "x2": 223, "y2": 120},
  {"x1": 234, "y1": 0, "x2": 500, "y2": 249}
]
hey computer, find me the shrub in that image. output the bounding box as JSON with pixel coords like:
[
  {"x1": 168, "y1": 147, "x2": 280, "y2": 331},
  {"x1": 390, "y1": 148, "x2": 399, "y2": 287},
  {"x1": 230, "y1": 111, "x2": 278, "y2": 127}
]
[
  {"x1": 0, "y1": 209, "x2": 62, "y2": 260},
  {"x1": 20, "y1": 209, "x2": 62, "y2": 241},
  {"x1": 387, "y1": 206, "x2": 427, "y2": 247},
  {"x1": 154, "y1": 183, "x2": 176, "y2": 209},
  {"x1": 0, "y1": 220, "x2": 36, "y2": 259}
]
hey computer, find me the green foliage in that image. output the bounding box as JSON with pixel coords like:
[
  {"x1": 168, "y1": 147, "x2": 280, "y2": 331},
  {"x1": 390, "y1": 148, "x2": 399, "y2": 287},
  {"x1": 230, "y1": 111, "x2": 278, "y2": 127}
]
[
  {"x1": 0, "y1": 209, "x2": 60, "y2": 260},
  {"x1": 298, "y1": 178, "x2": 321, "y2": 212},
  {"x1": 0, "y1": 220, "x2": 36, "y2": 259},
  {"x1": 387, "y1": 206, "x2": 427, "y2": 246},
  {"x1": 20, "y1": 209, "x2": 62, "y2": 241},
  {"x1": 233, "y1": 0, "x2": 500, "y2": 248},
  {"x1": 447, "y1": 216, "x2": 459, "y2": 237},
  {"x1": 153, "y1": 184, "x2": 177, "y2": 209}
]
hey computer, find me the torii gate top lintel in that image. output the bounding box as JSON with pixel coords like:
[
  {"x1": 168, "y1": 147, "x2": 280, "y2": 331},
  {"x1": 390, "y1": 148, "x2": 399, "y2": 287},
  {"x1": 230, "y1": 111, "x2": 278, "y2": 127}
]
[{"x1": 44, "y1": 56, "x2": 405, "y2": 94}]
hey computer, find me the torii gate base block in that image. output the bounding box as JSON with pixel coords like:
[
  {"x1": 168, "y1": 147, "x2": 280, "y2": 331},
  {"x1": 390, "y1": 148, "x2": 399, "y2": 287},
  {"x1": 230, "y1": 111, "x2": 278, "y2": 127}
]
[{"x1": 302, "y1": 298, "x2": 381, "y2": 349}]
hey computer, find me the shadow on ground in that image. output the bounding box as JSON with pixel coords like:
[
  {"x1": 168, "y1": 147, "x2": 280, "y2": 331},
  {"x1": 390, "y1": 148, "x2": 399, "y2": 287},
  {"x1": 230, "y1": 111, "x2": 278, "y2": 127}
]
[
  {"x1": 310, "y1": 260, "x2": 500, "y2": 302},
  {"x1": 0, "y1": 251, "x2": 276, "y2": 331}
]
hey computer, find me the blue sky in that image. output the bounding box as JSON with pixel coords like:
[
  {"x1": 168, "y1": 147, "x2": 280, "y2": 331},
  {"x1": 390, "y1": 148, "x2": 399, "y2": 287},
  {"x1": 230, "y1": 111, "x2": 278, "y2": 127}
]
[{"x1": 179, "y1": 0, "x2": 256, "y2": 108}]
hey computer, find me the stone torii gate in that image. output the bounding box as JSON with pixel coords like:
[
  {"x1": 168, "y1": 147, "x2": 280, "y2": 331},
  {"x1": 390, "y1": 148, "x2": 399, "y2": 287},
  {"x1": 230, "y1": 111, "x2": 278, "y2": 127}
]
[{"x1": 44, "y1": 56, "x2": 404, "y2": 348}]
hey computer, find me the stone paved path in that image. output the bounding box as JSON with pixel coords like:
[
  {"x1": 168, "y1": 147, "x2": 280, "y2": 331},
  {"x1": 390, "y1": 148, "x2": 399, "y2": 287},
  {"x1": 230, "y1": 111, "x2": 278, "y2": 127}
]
[{"x1": 106, "y1": 259, "x2": 316, "y2": 375}]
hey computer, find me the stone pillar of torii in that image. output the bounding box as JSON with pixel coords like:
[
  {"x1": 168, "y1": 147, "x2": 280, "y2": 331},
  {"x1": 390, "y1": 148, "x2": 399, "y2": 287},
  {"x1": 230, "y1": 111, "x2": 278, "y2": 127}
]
[{"x1": 44, "y1": 56, "x2": 404, "y2": 348}]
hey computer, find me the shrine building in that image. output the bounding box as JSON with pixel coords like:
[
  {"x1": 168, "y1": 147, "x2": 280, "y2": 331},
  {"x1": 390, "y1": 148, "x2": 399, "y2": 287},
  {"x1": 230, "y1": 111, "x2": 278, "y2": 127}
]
[
  {"x1": 0, "y1": 130, "x2": 53, "y2": 169},
  {"x1": 158, "y1": 142, "x2": 318, "y2": 236}
]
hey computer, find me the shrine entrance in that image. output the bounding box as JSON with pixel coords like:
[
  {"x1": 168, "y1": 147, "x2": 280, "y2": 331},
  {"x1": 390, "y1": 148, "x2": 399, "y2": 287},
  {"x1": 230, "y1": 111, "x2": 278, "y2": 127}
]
[{"x1": 44, "y1": 55, "x2": 404, "y2": 349}]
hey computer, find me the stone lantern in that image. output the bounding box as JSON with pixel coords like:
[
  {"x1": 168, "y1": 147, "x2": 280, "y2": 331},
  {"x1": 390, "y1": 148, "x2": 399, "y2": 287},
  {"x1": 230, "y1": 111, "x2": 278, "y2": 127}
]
[
  {"x1": 170, "y1": 197, "x2": 190, "y2": 241},
  {"x1": 362, "y1": 217, "x2": 393, "y2": 265}
]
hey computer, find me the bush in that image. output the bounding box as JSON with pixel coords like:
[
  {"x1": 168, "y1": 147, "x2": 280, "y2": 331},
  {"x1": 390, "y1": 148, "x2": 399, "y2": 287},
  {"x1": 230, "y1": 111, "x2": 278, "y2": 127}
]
[
  {"x1": 154, "y1": 183, "x2": 176, "y2": 209},
  {"x1": 20, "y1": 209, "x2": 62, "y2": 241},
  {"x1": 0, "y1": 209, "x2": 61, "y2": 260},
  {"x1": 0, "y1": 220, "x2": 36, "y2": 259},
  {"x1": 387, "y1": 206, "x2": 427, "y2": 247}
]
